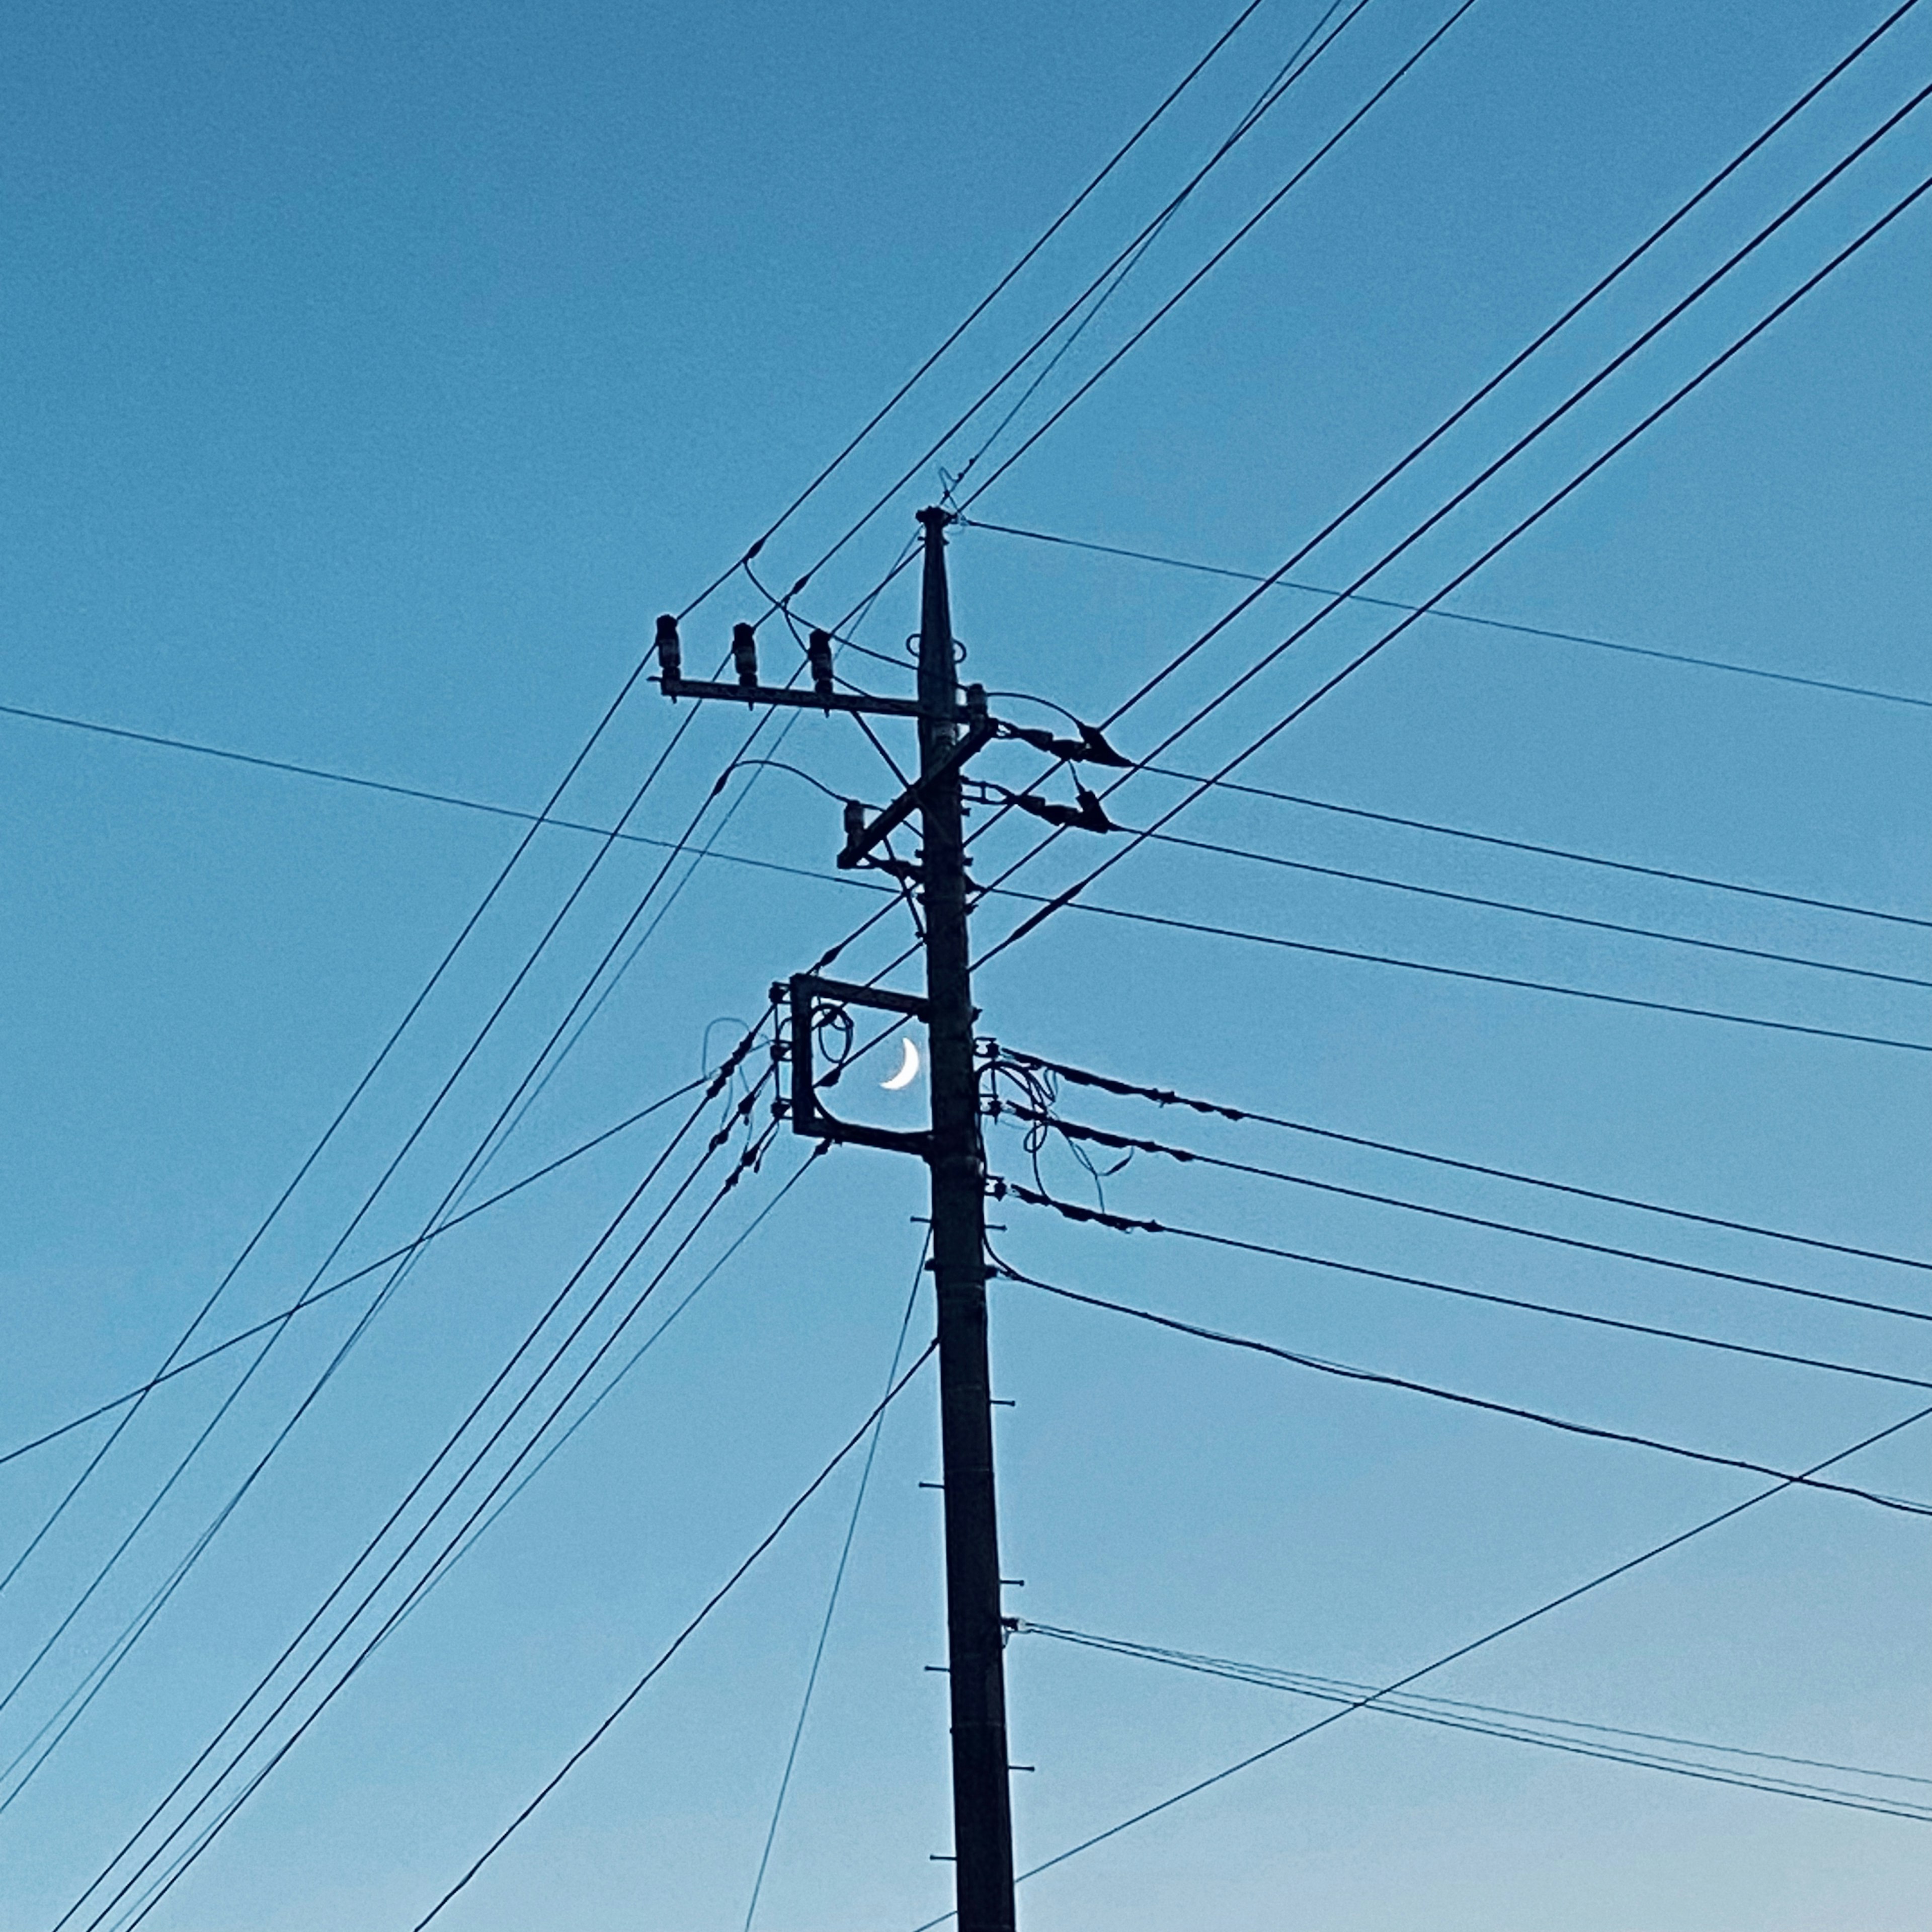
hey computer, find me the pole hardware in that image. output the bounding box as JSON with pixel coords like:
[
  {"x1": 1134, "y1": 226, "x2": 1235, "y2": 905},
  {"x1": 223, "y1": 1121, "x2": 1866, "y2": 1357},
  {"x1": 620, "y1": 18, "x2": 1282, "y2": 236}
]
[
  {"x1": 776, "y1": 973, "x2": 933, "y2": 1159},
  {"x1": 657, "y1": 512, "x2": 1021, "y2": 1929},
  {"x1": 654, "y1": 612, "x2": 986, "y2": 720}
]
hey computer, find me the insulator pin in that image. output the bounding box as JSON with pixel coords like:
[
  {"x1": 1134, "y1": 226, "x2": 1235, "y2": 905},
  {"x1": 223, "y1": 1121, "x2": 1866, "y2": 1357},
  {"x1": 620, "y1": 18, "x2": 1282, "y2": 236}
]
[
  {"x1": 655, "y1": 613, "x2": 682, "y2": 685},
  {"x1": 808, "y1": 628, "x2": 835, "y2": 697},
  {"x1": 732, "y1": 622, "x2": 759, "y2": 689}
]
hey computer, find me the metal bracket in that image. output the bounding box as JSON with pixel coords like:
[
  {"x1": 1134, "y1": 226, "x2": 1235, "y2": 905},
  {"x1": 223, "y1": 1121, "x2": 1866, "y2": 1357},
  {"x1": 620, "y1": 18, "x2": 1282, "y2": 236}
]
[
  {"x1": 778, "y1": 974, "x2": 933, "y2": 1158},
  {"x1": 660, "y1": 674, "x2": 937, "y2": 719},
  {"x1": 837, "y1": 717, "x2": 997, "y2": 869}
]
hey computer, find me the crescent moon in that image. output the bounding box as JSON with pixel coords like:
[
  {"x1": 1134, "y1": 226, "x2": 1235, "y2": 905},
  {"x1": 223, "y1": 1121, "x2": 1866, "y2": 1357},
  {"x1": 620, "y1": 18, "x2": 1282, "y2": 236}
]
[{"x1": 880, "y1": 1037, "x2": 921, "y2": 1092}]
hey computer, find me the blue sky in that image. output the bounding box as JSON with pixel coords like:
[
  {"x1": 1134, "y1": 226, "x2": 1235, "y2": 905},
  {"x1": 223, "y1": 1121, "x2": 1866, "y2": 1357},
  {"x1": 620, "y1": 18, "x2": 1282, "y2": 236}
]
[{"x1": 3, "y1": 3, "x2": 1928, "y2": 1927}]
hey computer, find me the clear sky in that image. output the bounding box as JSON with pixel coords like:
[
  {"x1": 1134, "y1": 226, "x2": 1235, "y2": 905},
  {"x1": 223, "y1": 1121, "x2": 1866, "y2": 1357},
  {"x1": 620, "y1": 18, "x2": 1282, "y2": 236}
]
[{"x1": 3, "y1": 3, "x2": 1928, "y2": 1928}]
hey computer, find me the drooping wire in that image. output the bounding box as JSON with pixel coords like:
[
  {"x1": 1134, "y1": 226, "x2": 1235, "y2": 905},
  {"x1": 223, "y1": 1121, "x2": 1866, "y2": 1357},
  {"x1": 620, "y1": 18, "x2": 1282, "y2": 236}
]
[
  {"x1": 743, "y1": 1230, "x2": 930, "y2": 1931},
  {"x1": 998, "y1": 1259, "x2": 1932, "y2": 1519}
]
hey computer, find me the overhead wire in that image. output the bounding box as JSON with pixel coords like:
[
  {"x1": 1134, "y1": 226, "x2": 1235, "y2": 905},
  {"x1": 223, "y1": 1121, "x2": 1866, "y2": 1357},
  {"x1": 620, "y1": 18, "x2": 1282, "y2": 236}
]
[
  {"x1": 937, "y1": 0, "x2": 1356, "y2": 500},
  {"x1": 973, "y1": 148, "x2": 1932, "y2": 971},
  {"x1": 998, "y1": 1262, "x2": 1932, "y2": 1517},
  {"x1": 988, "y1": 885, "x2": 1932, "y2": 1053},
  {"x1": 943, "y1": 19, "x2": 1931, "y2": 931},
  {"x1": 997, "y1": 1178, "x2": 1932, "y2": 1376},
  {"x1": 742, "y1": 1229, "x2": 930, "y2": 1931},
  {"x1": 732, "y1": 0, "x2": 1389, "y2": 619},
  {"x1": 17, "y1": 1036, "x2": 770, "y2": 1835},
  {"x1": 8, "y1": 0, "x2": 1306, "y2": 1759},
  {"x1": 1128, "y1": 823, "x2": 1932, "y2": 988},
  {"x1": 1134, "y1": 764, "x2": 1932, "y2": 932},
  {"x1": 990, "y1": 1046, "x2": 1932, "y2": 1272},
  {"x1": 950, "y1": 0, "x2": 1477, "y2": 512},
  {"x1": 906, "y1": 1401, "x2": 1932, "y2": 1919},
  {"x1": 954, "y1": 520, "x2": 1932, "y2": 712},
  {"x1": 1017, "y1": 1623, "x2": 1932, "y2": 1821},
  {"x1": 667, "y1": 0, "x2": 1275, "y2": 625},
  {"x1": 0, "y1": 1076, "x2": 710, "y2": 1474},
  {"x1": 996, "y1": 1114, "x2": 1932, "y2": 1329},
  {"x1": 93, "y1": 1121, "x2": 797, "y2": 1932},
  {"x1": 57, "y1": 1046, "x2": 782, "y2": 1931},
  {"x1": 0, "y1": 675, "x2": 797, "y2": 1733},
  {"x1": 998, "y1": 0, "x2": 1928, "y2": 734}
]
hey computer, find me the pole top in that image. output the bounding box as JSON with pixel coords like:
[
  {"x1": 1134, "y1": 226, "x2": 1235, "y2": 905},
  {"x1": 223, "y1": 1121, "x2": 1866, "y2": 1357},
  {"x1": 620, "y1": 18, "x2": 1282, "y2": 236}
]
[{"x1": 917, "y1": 505, "x2": 955, "y2": 531}]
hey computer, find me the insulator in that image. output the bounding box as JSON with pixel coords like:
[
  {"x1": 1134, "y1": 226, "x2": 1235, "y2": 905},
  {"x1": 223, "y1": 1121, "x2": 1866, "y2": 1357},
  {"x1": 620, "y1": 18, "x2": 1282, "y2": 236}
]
[
  {"x1": 1073, "y1": 785, "x2": 1114, "y2": 834},
  {"x1": 655, "y1": 613, "x2": 682, "y2": 684},
  {"x1": 732, "y1": 622, "x2": 759, "y2": 689},
  {"x1": 963, "y1": 681, "x2": 988, "y2": 725},
  {"x1": 808, "y1": 628, "x2": 835, "y2": 697},
  {"x1": 1076, "y1": 721, "x2": 1131, "y2": 766},
  {"x1": 843, "y1": 798, "x2": 867, "y2": 845}
]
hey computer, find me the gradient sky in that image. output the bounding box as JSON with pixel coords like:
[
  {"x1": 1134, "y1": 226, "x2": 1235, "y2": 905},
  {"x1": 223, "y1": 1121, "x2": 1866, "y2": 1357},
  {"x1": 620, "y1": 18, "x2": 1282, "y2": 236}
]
[{"x1": 3, "y1": 3, "x2": 1929, "y2": 1928}]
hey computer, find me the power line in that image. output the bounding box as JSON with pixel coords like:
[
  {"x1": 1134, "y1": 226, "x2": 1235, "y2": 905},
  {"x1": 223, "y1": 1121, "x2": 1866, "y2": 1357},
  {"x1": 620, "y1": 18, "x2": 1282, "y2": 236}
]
[
  {"x1": 90, "y1": 1123, "x2": 793, "y2": 1932},
  {"x1": 996, "y1": 1108, "x2": 1932, "y2": 1330},
  {"x1": 952, "y1": 0, "x2": 1482, "y2": 511},
  {"x1": 999, "y1": 1177, "x2": 1932, "y2": 1387},
  {"x1": 1017, "y1": 1623, "x2": 1932, "y2": 1820},
  {"x1": 732, "y1": 0, "x2": 1385, "y2": 618},
  {"x1": 0, "y1": 690, "x2": 781, "y2": 1731},
  {"x1": 950, "y1": 38, "x2": 1932, "y2": 935},
  {"x1": 668, "y1": 0, "x2": 1274, "y2": 625},
  {"x1": 1075, "y1": 0, "x2": 1928, "y2": 734},
  {"x1": 998, "y1": 1261, "x2": 1932, "y2": 1516},
  {"x1": 16, "y1": 693, "x2": 1921, "y2": 950},
  {"x1": 990, "y1": 886, "x2": 1932, "y2": 1054},
  {"x1": 957, "y1": 519, "x2": 1932, "y2": 711},
  {"x1": 743, "y1": 1233, "x2": 929, "y2": 1931},
  {"x1": 0, "y1": 649, "x2": 678, "y2": 1615},
  {"x1": 0, "y1": 1077, "x2": 709, "y2": 1474},
  {"x1": 23, "y1": 1051, "x2": 770, "y2": 1838},
  {"x1": 937, "y1": 0, "x2": 1358, "y2": 499},
  {"x1": 976, "y1": 157, "x2": 1932, "y2": 969},
  {"x1": 57, "y1": 1066, "x2": 779, "y2": 1932},
  {"x1": 906, "y1": 1403, "x2": 1932, "y2": 1919},
  {"x1": 1135, "y1": 765, "x2": 1932, "y2": 932},
  {"x1": 1129, "y1": 823, "x2": 1932, "y2": 988},
  {"x1": 399, "y1": 1341, "x2": 939, "y2": 1932},
  {"x1": 991, "y1": 1046, "x2": 1932, "y2": 1272}
]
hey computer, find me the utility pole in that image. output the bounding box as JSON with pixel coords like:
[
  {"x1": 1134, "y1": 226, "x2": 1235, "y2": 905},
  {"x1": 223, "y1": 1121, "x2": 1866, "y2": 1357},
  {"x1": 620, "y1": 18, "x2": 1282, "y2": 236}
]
[
  {"x1": 913, "y1": 506, "x2": 1017, "y2": 1929},
  {"x1": 657, "y1": 507, "x2": 1122, "y2": 1925}
]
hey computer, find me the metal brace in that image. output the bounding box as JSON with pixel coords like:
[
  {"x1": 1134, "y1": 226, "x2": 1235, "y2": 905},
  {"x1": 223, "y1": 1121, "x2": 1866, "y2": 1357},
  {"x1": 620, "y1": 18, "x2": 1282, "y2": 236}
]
[{"x1": 775, "y1": 973, "x2": 933, "y2": 1157}]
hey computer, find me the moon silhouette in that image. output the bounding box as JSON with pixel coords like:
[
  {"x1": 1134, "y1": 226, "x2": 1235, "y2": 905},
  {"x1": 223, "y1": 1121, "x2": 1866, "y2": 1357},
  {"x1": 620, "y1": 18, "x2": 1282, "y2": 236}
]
[{"x1": 881, "y1": 1036, "x2": 921, "y2": 1091}]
